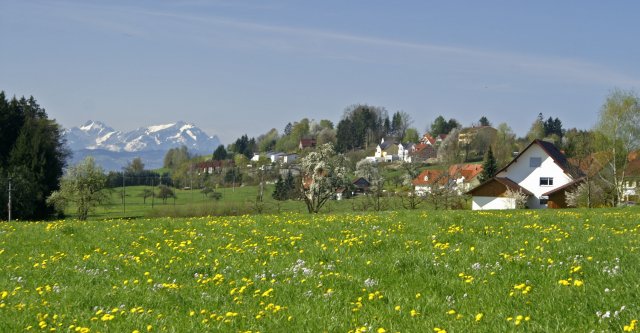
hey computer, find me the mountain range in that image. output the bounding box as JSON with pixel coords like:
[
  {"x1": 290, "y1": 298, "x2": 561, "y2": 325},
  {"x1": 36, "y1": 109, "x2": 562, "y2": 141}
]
[{"x1": 65, "y1": 121, "x2": 221, "y2": 171}]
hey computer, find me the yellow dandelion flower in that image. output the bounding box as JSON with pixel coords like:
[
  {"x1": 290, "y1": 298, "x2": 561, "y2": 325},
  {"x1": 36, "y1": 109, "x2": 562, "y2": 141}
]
[{"x1": 475, "y1": 313, "x2": 483, "y2": 322}]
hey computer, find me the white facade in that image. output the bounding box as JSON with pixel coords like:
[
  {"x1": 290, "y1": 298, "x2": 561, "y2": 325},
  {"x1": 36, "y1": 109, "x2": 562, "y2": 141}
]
[
  {"x1": 495, "y1": 144, "x2": 572, "y2": 209},
  {"x1": 372, "y1": 138, "x2": 411, "y2": 162},
  {"x1": 397, "y1": 143, "x2": 413, "y2": 162},
  {"x1": 472, "y1": 196, "x2": 516, "y2": 210}
]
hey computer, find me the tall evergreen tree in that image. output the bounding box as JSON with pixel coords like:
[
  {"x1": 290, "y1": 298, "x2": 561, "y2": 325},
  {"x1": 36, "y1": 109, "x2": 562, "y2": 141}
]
[
  {"x1": 0, "y1": 93, "x2": 69, "y2": 220},
  {"x1": 212, "y1": 145, "x2": 227, "y2": 161},
  {"x1": 479, "y1": 146, "x2": 498, "y2": 183}
]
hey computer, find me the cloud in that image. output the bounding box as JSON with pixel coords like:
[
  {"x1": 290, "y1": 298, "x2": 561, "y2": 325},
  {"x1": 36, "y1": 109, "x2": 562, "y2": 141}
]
[
  {"x1": 136, "y1": 9, "x2": 640, "y2": 87},
  {"x1": 29, "y1": 0, "x2": 640, "y2": 87}
]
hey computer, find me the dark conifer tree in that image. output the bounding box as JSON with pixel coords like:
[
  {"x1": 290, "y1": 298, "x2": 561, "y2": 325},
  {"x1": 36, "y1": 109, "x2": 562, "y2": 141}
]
[
  {"x1": 0, "y1": 92, "x2": 69, "y2": 219},
  {"x1": 479, "y1": 146, "x2": 498, "y2": 183}
]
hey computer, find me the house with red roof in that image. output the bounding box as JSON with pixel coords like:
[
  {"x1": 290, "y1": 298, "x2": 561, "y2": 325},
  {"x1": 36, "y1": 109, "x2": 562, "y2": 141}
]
[
  {"x1": 409, "y1": 143, "x2": 438, "y2": 163},
  {"x1": 299, "y1": 138, "x2": 317, "y2": 150},
  {"x1": 412, "y1": 163, "x2": 483, "y2": 196}
]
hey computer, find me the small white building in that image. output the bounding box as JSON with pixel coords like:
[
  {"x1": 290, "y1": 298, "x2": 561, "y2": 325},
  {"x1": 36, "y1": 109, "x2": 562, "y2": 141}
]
[
  {"x1": 371, "y1": 138, "x2": 415, "y2": 162},
  {"x1": 467, "y1": 140, "x2": 583, "y2": 210}
]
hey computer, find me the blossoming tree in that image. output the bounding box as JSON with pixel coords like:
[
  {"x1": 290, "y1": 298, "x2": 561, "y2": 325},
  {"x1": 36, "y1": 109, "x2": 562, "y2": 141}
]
[{"x1": 299, "y1": 143, "x2": 350, "y2": 213}]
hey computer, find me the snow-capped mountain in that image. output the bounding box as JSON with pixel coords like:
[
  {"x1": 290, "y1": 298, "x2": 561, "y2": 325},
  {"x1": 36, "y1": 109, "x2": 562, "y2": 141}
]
[
  {"x1": 65, "y1": 120, "x2": 221, "y2": 153},
  {"x1": 64, "y1": 121, "x2": 222, "y2": 170},
  {"x1": 65, "y1": 121, "x2": 123, "y2": 151}
]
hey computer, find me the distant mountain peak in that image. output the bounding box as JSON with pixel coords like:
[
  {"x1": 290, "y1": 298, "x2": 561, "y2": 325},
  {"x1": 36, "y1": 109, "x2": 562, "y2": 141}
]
[
  {"x1": 64, "y1": 120, "x2": 221, "y2": 154},
  {"x1": 147, "y1": 123, "x2": 177, "y2": 133}
]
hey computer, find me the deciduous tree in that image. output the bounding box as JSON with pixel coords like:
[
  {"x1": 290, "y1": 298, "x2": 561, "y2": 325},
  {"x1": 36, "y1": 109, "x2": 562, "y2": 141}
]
[
  {"x1": 594, "y1": 89, "x2": 640, "y2": 205},
  {"x1": 299, "y1": 143, "x2": 350, "y2": 213},
  {"x1": 126, "y1": 157, "x2": 145, "y2": 173},
  {"x1": 493, "y1": 123, "x2": 517, "y2": 167},
  {"x1": 47, "y1": 157, "x2": 108, "y2": 220}
]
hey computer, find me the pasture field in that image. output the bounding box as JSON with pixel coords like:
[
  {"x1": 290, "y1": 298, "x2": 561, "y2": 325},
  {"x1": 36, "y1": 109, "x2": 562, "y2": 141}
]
[
  {"x1": 73, "y1": 185, "x2": 427, "y2": 220},
  {"x1": 1, "y1": 208, "x2": 639, "y2": 332}
]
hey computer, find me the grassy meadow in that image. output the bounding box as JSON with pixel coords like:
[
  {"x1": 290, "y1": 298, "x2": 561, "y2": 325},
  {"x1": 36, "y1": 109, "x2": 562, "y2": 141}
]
[
  {"x1": 1, "y1": 208, "x2": 640, "y2": 332},
  {"x1": 77, "y1": 184, "x2": 429, "y2": 220}
]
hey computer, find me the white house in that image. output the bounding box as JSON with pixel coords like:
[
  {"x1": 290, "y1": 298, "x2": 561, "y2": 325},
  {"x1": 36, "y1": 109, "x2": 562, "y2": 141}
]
[
  {"x1": 252, "y1": 152, "x2": 297, "y2": 164},
  {"x1": 397, "y1": 143, "x2": 415, "y2": 162},
  {"x1": 370, "y1": 139, "x2": 415, "y2": 162},
  {"x1": 374, "y1": 138, "x2": 399, "y2": 162},
  {"x1": 467, "y1": 140, "x2": 583, "y2": 210}
]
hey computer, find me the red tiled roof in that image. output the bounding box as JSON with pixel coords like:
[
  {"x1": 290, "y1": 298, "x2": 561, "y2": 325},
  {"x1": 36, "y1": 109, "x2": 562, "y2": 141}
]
[
  {"x1": 421, "y1": 135, "x2": 436, "y2": 145},
  {"x1": 412, "y1": 169, "x2": 445, "y2": 186},
  {"x1": 448, "y1": 164, "x2": 483, "y2": 181},
  {"x1": 299, "y1": 138, "x2": 317, "y2": 148}
]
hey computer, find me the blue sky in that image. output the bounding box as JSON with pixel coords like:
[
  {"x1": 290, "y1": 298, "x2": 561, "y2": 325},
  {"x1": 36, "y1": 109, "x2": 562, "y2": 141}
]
[{"x1": 1, "y1": 0, "x2": 639, "y2": 144}]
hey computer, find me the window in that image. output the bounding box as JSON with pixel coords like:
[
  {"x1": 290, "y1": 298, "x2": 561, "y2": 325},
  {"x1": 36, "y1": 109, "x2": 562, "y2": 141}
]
[
  {"x1": 540, "y1": 177, "x2": 554, "y2": 186},
  {"x1": 539, "y1": 196, "x2": 549, "y2": 205},
  {"x1": 530, "y1": 157, "x2": 542, "y2": 167}
]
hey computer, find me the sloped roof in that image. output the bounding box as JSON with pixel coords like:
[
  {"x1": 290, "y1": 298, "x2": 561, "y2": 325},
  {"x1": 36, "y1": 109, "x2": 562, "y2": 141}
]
[
  {"x1": 411, "y1": 143, "x2": 437, "y2": 159},
  {"x1": 379, "y1": 140, "x2": 398, "y2": 150},
  {"x1": 449, "y1": 164, "x2": 483, "y2": 181},
  {"x1": 542, "y1": 177, "x2": 585, "y2": 196},
  {"x1": 353, "y1": 177, "x2": 371, "y2": 188},
  {"x1": 421, "y1": 135, "x2": 436, "y2": 145},
  {"x1": 299, "y1": 138, "x2": 316, "y2": 148},
  {"x1": 466, "y1": 177, "x2": 534, "y2": 196},
  {"x1": 498, "y1": 139, "x2": 583, "y2": 179},
  {"x1": 568, "y1": 152, "x2": 609, "y2": 178},
  {"x1": 412, "y1": 169, "x2": 446, "y2": 186}
]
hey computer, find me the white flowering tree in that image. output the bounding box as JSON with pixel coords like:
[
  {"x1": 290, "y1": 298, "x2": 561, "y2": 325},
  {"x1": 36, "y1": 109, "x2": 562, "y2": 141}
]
[{"x1": 299, "y1": 143, "x2": 350, "y2": 213}]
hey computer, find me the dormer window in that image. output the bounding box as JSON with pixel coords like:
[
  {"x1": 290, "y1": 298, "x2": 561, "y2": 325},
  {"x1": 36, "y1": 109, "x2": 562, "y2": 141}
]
[{"x1": 530, "y1": 157, "x2": 542, "y2": 167}]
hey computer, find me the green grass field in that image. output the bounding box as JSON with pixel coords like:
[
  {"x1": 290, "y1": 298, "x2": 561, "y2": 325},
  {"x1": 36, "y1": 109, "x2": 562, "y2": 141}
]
[
  {"x1": 1, "y1": 208, "x2": 639, "y2": 332},
  {"x1": 75, "y1": 184, "x2": 432, "y2": 220}
]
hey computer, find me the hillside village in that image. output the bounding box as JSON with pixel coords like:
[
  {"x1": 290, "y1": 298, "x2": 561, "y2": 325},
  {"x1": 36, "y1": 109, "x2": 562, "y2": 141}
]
[{"x1": 179, "y1": 105, "x2": 639, "y2": 211}]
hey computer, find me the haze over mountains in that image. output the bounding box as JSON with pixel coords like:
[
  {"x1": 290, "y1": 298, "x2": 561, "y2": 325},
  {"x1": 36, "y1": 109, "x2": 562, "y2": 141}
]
[{"x1": 65, "y1": 121, "x2": 221, "y2": 171}]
